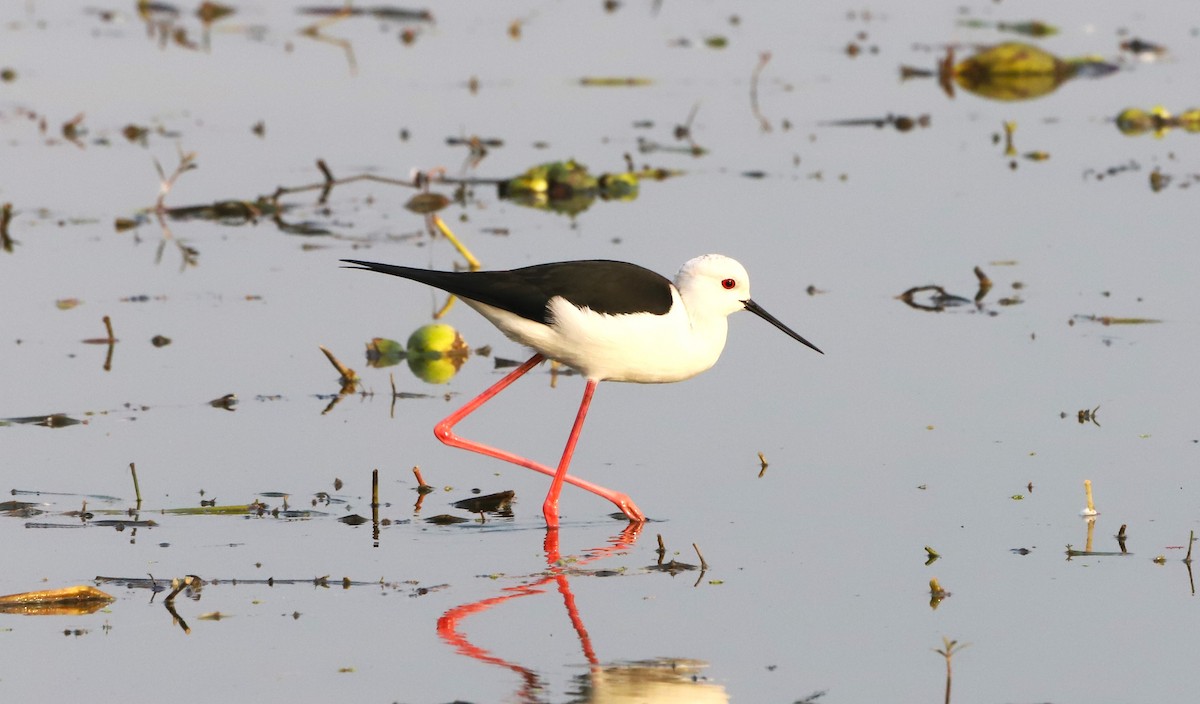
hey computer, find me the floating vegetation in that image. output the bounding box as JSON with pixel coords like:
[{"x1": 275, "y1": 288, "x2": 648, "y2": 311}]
[
  {"x1": 821, "y1": 113, "x2": 931, "y2": 132},
  {"x1": 452, "y1": 490, "x2": 515, "y2": 517},
  {"x1": 1071, "y1": 314, "x2": 1162, "y2": 326},
  {"x1": 646, "y1": 559, "x2": 700, "y2": 575},
  {"x1": 1115, "y1": 106, "x2": 1200, "y2": 138},
  {"x1": 404, "y1": 324, "x2": 469, "y2": 383},
  {"x1": 364, "y1": 325, "x2": 473, "y2": 384},
  {"x1": 0, "y1": 585, "x2": 114, "y2": 616},
  {"x1": 924, "y1": 546, "x2": 940, "y2": 566},
  {"x1": 928, "y1": 578, "x2": 949, "y2": 609},
  {"x1": 425, "y1": 514, "x2": 470, "y2": 525},
  {"x1": 1063, "y1": 405, "x2": 1101, "y2": 426},
  {"x1": 497, "y1": 159, "x2": 656, "y2": 217},
  {"x1": 162, "y1": 196, "x2": 287, "y2": 225},
  {"x1": 897, "y1": 266, "x2": 1021, "y2": 313},
  {"x1": 898, "y1": 285, "x2": 968, "y2": 311},
  {"x1": 0, "y1": 413, "x2": 84, "y2": 428},
  {"x1": 903, "y1": 42, "x2": 1119, "y2": 101},
  {"x1": 1119, "y1": 37, "x2": 1168, "y2": 62},
  {"x1": 956, "y1": 19, "x2": 1059, "y2": 38},
  {"x1": 404, "y1": 191, "x2": 451, "y2": 214},
  {"x1": 952, "y1": 43, "x2": 1105, "y2": 100},
  {"x1": 578, "y1": 77, "x2": 653, "y2": 87},
  {"x1": 209, "y1": 393, "x2": 238, "y2": 410},
  {"x1": 0, "y1": 500, "x2": 42, "y2": 516},
  {"x1": 298, "y1": 6, "x2": 433, "y2": 22},
  {"x1": 0, "y1": 202, "x2": 13, "y2": 252}
]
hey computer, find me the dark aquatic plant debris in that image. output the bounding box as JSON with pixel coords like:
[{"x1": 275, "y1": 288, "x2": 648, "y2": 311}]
[
  {"x1": 0, "y1": 413, "x2": 84, "y2": 428},
  {"x1": 451, "y1": 490, "x2": 515, "y2": 515}
]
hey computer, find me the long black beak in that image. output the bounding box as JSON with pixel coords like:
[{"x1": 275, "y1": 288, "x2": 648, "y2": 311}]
[{"x1": 743, "y1": 299, "x2": 823, "y2": 354}]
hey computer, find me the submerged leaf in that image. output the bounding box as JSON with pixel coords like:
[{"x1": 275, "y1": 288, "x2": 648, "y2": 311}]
[{"x1": 404, "y1": 192, "x2": 451, "y2": 214}]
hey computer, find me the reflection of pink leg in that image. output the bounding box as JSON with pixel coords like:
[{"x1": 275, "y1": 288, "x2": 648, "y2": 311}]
[
  {"x1": 433, "y1": 353, "x2": 646, "y2": 526},
  {"x1": 437, "y1": 583, "x2": 548, "y2": 699},
  {"x1": 543, "y1": 524, "x2": 643, "y2": 667},
  {"x1": 437, "y1": 525, "x2": 643, "y2": 696}
]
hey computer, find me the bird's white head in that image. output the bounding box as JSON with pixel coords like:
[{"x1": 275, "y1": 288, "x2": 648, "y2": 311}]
[
  {"x1": 676, "y1": 253, "x2": 824, "y2": 354},
  {"x1": 674, "y1": 254, "x2": 752, "y2": 318}
]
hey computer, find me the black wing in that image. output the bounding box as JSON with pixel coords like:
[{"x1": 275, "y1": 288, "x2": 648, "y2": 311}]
[{"x1": 342, "y1": 259, "x2": 674, "y2": 324}]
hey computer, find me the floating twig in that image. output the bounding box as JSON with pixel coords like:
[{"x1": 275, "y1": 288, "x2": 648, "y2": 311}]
[
  {"x1": 164, "y1": 574, "x2": 203, "y2": 605},
  {"x1": 820, "y1": 113, "x2": 930, "y2": 132},
  {"x1": 896, "y1": 284, "x2": 973, "y2": 312},
  {"x1": 80, "y1": 316, "x2": 119, "y2": 372},
  {"x1": 749, "y1": 51, "x2": 772, "y2": 132},
  {"x1": 318, "y1": 345, "x2": 359, "y2": 387},
  {"x1": 130, "y1": 462, "x2": 142, "y2": 507},
  {"x1": 1071, "y1": 314, "x2": 1163, "y2": 326},
  {"x1": 83, "y1": 315, "x2": 118, "y2": 344},
  {"x1": 270, "y1": 160, "x2": 416, "y2": 204},
  {"x1": 0, "y1": 202, "x2": 13, "y2": 252},
  {"x1": 692, "y1": 543, "x2": 709, "y2": 571},
  {"x1": 297, "y1": 7, "x2": 358, "y2": 75},
  {"x1": 430, "y1": 214, "x2": 481, "y2": 271},
  {"x1": 389, "y1": 372, "x2": 398, "y2": 418},
  {"x1": 972, "y1": 266, "x2": 992, "y2": 304},
  {"x1": 757, "y1": 451, "x2": 768, "y2": 478},
  {"x1": 316, "y1": 157, "x2": 335, "y2": 184},
  {"x1": 154, "y1": 148, "x2": 198, "y2": 215},
  {"x1": 412, "y1": 466, "x2": 434, "y2": 494},
  {"x1": 578, "y1": 76, "x2": 653, "y2": 87},
  {"x1": 1002, "y1": 121, "x2": 1017, "y2": 157}
]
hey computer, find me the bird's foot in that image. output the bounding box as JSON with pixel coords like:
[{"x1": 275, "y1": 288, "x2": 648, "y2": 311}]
[{"x1": 612, "y1": 493, "x2": 646, "y2": 523}]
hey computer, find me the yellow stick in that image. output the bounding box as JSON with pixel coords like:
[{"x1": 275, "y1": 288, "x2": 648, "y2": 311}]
[
  {"x1": 431, "y1": 215, "x2": 481, "y2": 271},
  {"x1": 1083, "y1": 479, "x2": 1097, "y2": 516}
]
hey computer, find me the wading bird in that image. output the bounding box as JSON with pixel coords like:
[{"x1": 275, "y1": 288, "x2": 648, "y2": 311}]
[{"x1": 343, "y1": 254, "x2": 822, "y2": 528}]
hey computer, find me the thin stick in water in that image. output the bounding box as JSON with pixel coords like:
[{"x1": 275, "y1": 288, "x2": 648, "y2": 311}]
[
  {"x1": 1082, "y1": 479, "x2": 1097, "y2": 516},
  {"x1": 129, "y1": 462, "x2": 142, "y2": 506}
]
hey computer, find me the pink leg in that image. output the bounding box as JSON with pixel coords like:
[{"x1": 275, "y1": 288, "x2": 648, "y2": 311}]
[
  {"x1": 433, "y1": 354, "x2": 646, "y2": 526},
  {"x1": 542, "y1": 379, "x2": 596, "y2": 528}
]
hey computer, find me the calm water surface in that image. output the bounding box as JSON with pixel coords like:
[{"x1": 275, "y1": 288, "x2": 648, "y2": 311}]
[{"x1": 3, "y1": 2, "x2": 1199, "y2": 702}]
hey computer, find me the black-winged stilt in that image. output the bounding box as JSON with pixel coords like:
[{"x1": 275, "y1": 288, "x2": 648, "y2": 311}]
[{"x1": 343, "y1": 254, "x2": 822, "y2": 528}]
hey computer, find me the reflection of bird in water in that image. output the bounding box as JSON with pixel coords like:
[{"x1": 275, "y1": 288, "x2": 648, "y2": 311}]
[
  {"x1": 344, "y1": 254, "x2": 822, "y2": 527},
  {"x1": 570, "y1": 659, "x2": 728, "y2": 704}
]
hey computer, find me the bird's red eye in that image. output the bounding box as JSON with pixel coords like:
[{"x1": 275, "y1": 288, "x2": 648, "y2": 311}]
[{"x1": 721, "y1": 278, "x2": 736, "y2": 290}]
